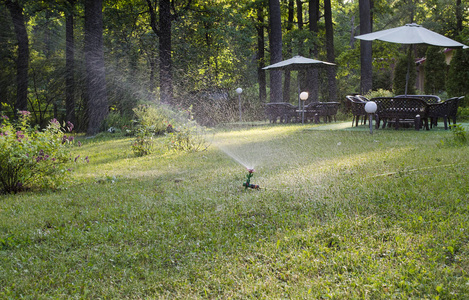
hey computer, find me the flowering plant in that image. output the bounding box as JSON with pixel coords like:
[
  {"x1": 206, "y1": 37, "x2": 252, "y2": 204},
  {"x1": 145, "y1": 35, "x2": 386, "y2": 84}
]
[{"x1": 0, "y1": 111, "x2": 81, "y2": 193}]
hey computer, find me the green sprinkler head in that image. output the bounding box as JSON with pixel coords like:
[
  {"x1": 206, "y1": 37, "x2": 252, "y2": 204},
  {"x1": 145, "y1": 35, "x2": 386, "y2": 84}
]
[{"x1": 243, "y1": 168, "x2": 259, "y2": 189}]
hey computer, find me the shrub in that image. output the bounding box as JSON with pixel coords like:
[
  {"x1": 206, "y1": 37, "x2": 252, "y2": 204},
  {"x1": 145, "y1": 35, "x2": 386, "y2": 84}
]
[
  {"x1": 132, "y1": 104, "x2": 170, "y2": 135},
  {"x1": 364, "y1": 89, "x2": 393, "y2": 99},
  {"x1": 439, "y1": 124, "x2": 468, "y2": 147},
  {"x1": 447, "y1": 49, "x2": 469, "y2": 99},
  {"x1": 131, "y1": 125, "x2": 155, "y2": 156},
  {"x1": 102, "y1": 110, "x2": 134, "y2": 134},
  {"x1": 166, "y1": 125, "x2": 210, "y2": 152},
  {"x1": 0, "y1": 111, "x2": 79, "y2": 194},
  {"x1": 424, "y1": 46, "x2": 447, "y2": 95}
]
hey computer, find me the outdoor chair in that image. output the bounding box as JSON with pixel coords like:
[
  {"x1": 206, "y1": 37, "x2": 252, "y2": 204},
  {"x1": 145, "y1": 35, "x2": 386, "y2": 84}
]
[
  {"x1": 346, "y1": 95, "x2": 367, "y2": 127},
  {"x1": 265, "y1": 102, "x2": 298, "y2": 123},
  {"x1": 427, "y1": 100, "x2": 452, "y2": 130},
  {"x1": 324, "y1": 102, "x2": 340, "y2": 122},
  {"x1": 395, "y1": 94, "x2": 441, "y2": 104},
  {"x1": 372, "y1": 97, "x2": 429, "y2": 130},
  {"x1": 447, "y1": 96, "x2": 464, "y2": 126},
  {"x1": 355, "y1": 95, "x2": 371, "y2": 102},
  {"x1": 303, "y1": 102, "x2": 322, "y2": 123}
]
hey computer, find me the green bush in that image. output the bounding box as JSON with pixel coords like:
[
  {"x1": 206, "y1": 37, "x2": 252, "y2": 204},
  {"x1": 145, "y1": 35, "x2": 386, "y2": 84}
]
[
  {"x1": 447, "y1": 49, "x2": 469, "y2": 99},
  {"x1": 131, "y1": 125, "x2": 156, "y2": 156},
  {"x1": 165, "y1": 125, "x2": 210, "y2": 152},
  {"x1": 132, "y1": 104, "x2": 171, "y2": 135},
  {"x1": 424, "y1": 46, "x2": 447, "y2": 95},
  {"x1": 0, "y1": 111, "x2": 81, "y2": 193},
  {"x1": 102, "y1": 110, "x2": 134, "y2": 134},
  {"x1": 364, "y1": 89, "x2": 393, "y2": 99}
]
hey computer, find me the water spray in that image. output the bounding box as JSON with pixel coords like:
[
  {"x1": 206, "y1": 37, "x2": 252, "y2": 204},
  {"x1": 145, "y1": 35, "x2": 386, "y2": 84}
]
[{"x1": 243, "y1": 168, "x2": 260, "y2": 190}]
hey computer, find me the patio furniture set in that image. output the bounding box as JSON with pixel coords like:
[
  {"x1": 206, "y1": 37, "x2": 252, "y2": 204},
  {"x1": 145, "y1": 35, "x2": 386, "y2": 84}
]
[
  {"x1": 346, "y1": 94, "x2": 464, "y2": 130},
  {"x1": 265, "y1": 102, "x2": 340, "y2": 124}
]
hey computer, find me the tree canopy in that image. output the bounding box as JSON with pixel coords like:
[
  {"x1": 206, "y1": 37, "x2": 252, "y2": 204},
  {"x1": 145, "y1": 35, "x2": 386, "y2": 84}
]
[{"x1": 1, "y1": 0, "x2": 468, "y2": 130}]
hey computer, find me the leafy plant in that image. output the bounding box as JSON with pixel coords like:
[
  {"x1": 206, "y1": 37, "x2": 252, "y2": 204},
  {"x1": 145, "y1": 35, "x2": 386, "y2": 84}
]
[
  {"x1": 131, "y1": 125, "x2": 155, "y2": 156},
  {"x1": 0, "y1": 111, "x2": 81, "y2": 193},
  {"x1": 449, "y1": 124, "x2": 468, "y2": 144},
  {"x1": 364, "y1": 88, "x2": 393, "y2": 99},
  {"x1": 165, "y1": 124, "x2": 210, "y2": 152}
]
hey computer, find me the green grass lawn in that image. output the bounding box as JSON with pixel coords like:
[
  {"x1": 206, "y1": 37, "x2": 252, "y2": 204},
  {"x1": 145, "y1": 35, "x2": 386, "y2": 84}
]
[{"x1": 1, "y1": 123, "x2": 468, "y2": 299}]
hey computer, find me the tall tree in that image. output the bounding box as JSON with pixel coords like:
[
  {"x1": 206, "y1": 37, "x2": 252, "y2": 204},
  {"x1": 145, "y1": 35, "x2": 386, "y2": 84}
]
[
  {"x1": 65, "y1": 0, "x2": 76, "y2": 125},
  {"x1": 5, "y1": 0, "x2": 29, "y2": 112},
  {"x1": 84, "y1": 0, "x2": 108, "y2": 135},
  {"x1": 283, "y1": 0, "x2": 294, "y2": 103},
  {"x1": 359, "y1": 0, "x2": 372, "y2": 94},
  {"x1": 308, "y1": 0, "x2": 319, "y2": 102},
  {"x1": 146, "y1": 0, "x2": 192, "y2": 104},
  {"x1": 256, "y1": 3, "x2": 267, "y2": 103},
  {"x1": 268, "y1": 0, "x2": 282, "y2": 103},
  {"x1": 456, "y1": 0, "x2": 463, "y2": 34},
  {"x1": 324, "y1": 0, "x2": 337, "y2": 101}
]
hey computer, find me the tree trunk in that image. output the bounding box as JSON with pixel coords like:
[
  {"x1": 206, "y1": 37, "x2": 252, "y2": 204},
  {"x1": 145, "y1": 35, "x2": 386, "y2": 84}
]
[
  {"x1": 359, "y1": 0, "x2": 373, "y2": 94},
  {"x1": 5, "y1": 0, "x2": 29, "y2": 112},
  {"x1": 268, "y1": 0, "x2": 283, "y2": 103},
  {"x1": 85, "y1": 0, "x2": 108, "y2": 135},
  {"x1": 256, "y1": 5, "x2": 267, "y2": 103},
  {"x1": 296, "y1": 0, "x2": 307, "y2": 96},
  {"x1": 308, "y1": 0, "x2": 319, "y2": 103},
  {"x1": 456, "y1": 0, "x2": 463, "y2": 34},
  {"x1": 65, "y1": 0, "x2": 76, "y2": 125},
  {"x1": 283, "y1": 0, "x2": 294, "y2": 103},
  {"x1": 159, "y1": 0, "x2": 173, "y2": 104},
  {"x1": 324, "y1": 0, "x2": 337, "y2": 101}
]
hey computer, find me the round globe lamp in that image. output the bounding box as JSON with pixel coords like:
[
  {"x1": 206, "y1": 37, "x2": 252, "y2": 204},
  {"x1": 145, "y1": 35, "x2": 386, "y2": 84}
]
[{"x1": 364, "y1": 101, "x2": 377, "y2": 134}]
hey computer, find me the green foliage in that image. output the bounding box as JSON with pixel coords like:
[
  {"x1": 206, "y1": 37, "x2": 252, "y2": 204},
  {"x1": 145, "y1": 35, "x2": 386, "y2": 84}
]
[
  {"x1": 447, "y1": 49, "x2": 469, "y2": 100},
  {"x1": 130, "y1": 103, "x2": 209, "y2": 155},
  {"x1": 132, "y1": 104, "x2": 171, "y2": 135},
  {"x1": 130, "y1": 125, "x2": 155, "y2": 156},
  {"x1": 130, "y1": 104, "x2": 171, "y2": 156},
  {"x1": 165, "y1": 124, "x2": 210, "y2": 153},
  {"x1": 102, "y1": 110, "x2": 134, "y2": 134},
  {"x1": 424, "y1": 46, "x2": 447, "y2": 94},
  {"x1": 441, "y1": 124, "x2": 468, "y2": 146},
  {"x1": 393, "y1": 51, "x2": 417, "y2": 95},
  {"x1": 458, "y1": 106, "x2": 469, "y2": 120},
  {"x1": 0, "y1": 111, "x2": 81, "y2": 193},
  {"x1": 364, "y1": 88, "x2": 393, "y2": 99}
]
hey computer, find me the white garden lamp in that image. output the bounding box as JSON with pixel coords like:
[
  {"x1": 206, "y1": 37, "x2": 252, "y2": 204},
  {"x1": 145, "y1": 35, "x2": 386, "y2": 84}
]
[
  {"x1": 364, "y1": 101, "x2": 377, "y2": 134},
  {"x1": 236, "y1": 87, "x2": 243, "y2": 122},
  {"x1": 300, "y1": 91, "x2": 309, "y2": 124}
]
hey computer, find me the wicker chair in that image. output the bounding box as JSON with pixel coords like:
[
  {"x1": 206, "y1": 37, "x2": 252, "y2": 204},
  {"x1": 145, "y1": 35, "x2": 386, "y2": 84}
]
[
  {"x1": 395, "y1": 94, "x2": 441, "y2": 104},
  {"x1": 372, "y1": 97, "x2": 429, "y2": 130},
  {"x1": 447, "y1": 96, "x2": 464, "y2": 126},
  {"x1": 304, "y1": 102, "x2": 327, "y2": 123},
  {"x1": 346, "y1": 95, "x2": 367, "y2": 127},
  {"x1": 427, "y1": 100, "x2": 452, "y2": 130},
  {"x1": 265, "y1": 102, "x2": 298, "y2": 123},
  {"x1": 324, "y1": 102, "x2": 340, "y2": 122}
]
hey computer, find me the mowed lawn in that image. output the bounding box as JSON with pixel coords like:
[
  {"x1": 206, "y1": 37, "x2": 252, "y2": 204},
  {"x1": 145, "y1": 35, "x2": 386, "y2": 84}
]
[{"x1": 1, "y1": 123, "x2": 468, "y2": 299}]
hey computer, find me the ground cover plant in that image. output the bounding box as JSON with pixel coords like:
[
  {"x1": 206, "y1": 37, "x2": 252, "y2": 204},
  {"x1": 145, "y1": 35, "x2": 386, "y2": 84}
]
[{"x1": 0, "y1": 123, "x2": 468, "y2": 299}]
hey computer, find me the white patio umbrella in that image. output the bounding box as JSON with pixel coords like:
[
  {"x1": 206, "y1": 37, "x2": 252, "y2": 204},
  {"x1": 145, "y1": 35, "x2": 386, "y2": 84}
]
[
  {"x1": 263, "y1": 55, "x2": 335, "y2": 71},
  {"x1": 355, "y1": 23, "x2": 467, "y2": 94},
  {"x1": 263, "y1": 55, "x2": 335, "y2": 106}
]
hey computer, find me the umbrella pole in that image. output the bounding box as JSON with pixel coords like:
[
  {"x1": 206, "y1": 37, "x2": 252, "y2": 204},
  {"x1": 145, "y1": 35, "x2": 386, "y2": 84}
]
[{"x1": 404, "y1": 45, "x2": 412, "y2": 96}]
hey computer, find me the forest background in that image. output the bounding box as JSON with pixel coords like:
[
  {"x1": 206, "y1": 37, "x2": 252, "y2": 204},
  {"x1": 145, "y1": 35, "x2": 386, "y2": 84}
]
[{"x1": 1, "y1": 0, "x2": 469, "y2": 134}]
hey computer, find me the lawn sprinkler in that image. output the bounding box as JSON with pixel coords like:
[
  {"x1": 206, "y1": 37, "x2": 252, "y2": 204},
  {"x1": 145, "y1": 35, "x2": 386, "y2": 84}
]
[{"x1": 243, "y1": 168, "x2": 260, "y2": 190}]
